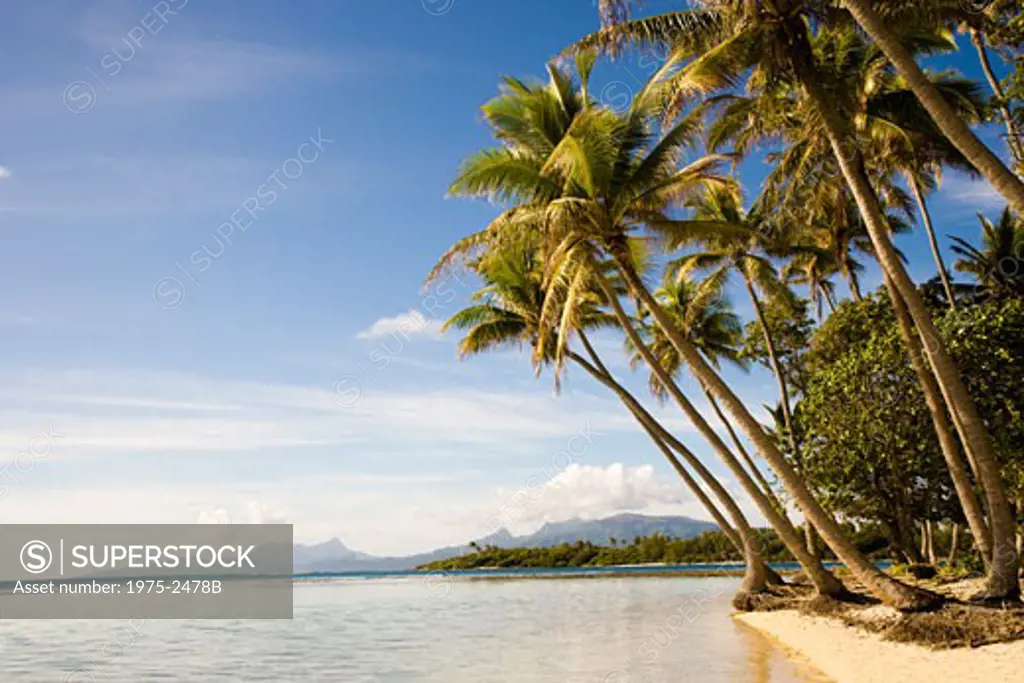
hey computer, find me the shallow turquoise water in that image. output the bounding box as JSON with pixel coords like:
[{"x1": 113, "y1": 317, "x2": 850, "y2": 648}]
[{"x1": 2, "y1": 576, "x2": 827, "y2": 682}]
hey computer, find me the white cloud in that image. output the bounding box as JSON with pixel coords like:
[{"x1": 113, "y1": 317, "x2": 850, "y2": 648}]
[
  {"x1": 0, "y1": 465, "x2": 744, "y2": 556},
  {"x1": 356, "y1": 309, "x2": 444, "y2": 341},
  {"x1": 501, "y1": 463, "x2": 687, "y2": 530},
  {"x1": 944, "y1": 175, "x2": 1007, "y2": 212},
  {"x1": 0, "y1": 154, "x2": 357, "y2": 217},
  {"x1": 0, "y1": 367, "x2": 636, "y2": 454},
  {"x1": 0, "y1": 312, "x2": 35, "y2": 325},
  {"x1": 0, "y1": 165, "x2": 11, "y2": 179}
]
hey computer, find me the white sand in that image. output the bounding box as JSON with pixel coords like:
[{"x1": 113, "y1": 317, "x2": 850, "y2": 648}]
[{"x1": 736, "y1": 610, "x2": 1024, "y2": 683}]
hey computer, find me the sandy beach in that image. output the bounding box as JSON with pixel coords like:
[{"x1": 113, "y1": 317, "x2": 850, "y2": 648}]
[{"x1": 737, "y1": 609, "x2": 1024, "y2": 683}]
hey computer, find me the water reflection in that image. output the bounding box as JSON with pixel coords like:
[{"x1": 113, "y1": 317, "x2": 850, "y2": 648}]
[{"x1": 3, "y1": 575, "x2": 828, "y2": 681}]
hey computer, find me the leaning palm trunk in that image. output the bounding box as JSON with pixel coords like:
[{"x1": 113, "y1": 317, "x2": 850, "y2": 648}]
[
  {"x1": 593, "y1": 268, "x2": 846, "y2": 597},
  {"x1": 841, "y1": 0, "x2": 1024, "y2": 213},
  {"x1": 800, "y1": 68, "x2": 1020, "y2": 599},
  {"x1": 823, "y1": 289, "x2": 837, "y2": 314},
  {"x1": 847, "y1": 272, "x2": 863, "y2": 302},
  {"x1": 566, "y1": 348, "x2": 771, "y2": 596},
  {"x1": 909, "y1": 175, "x2": 956, "y2": 310},
  {"x1": 704, "y1": 387, "x2": 783, "y2": 511},
  {"x1": 884, "y1": 274, "x2": 993, "y2": 570},
  {"x1": 573, "y1": 335, "x2": 785, "y2": 589},
  {"x1": 742, "y1": 277, "x2": 801, "y2": 466},
  {"x1": 741, "y1": 275, "x2": 820, "y2": 556},
  {"x1": 609, "y1": 255, "x2": 941, "y2": 610},
  {"x1": 971, "y1": 28, "x2": 1024, "y2": 167}
]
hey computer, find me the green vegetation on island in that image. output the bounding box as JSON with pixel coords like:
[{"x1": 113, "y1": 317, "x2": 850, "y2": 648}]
[{"x1": 418, "y1": 527, "x2": 897, "y2": 572}]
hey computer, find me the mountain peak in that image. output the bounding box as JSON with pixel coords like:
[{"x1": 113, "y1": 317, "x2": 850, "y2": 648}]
[{"x1": 293, "y1": 513, "x2": 718, "y2": 573}]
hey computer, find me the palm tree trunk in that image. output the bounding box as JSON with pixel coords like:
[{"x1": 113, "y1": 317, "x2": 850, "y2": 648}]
[
  {"x1": 573, "y1": 344, "x2": 786, "y2": 589},
  {"x1": 926, "y1": 521, "x2": 937, "y2": 565},
  {"x1": 607, "y1": 257, "x2": 944, "y2": 610},
  {"x1": 894, "y1": 509, "x2": 924, "y2": 564},
  {"x1": 591, "y1": 268, "x2": 842, "y2": 596},
  {"x1": 799, "y1": 67, "x2": 1019, "y2": 601},
  {"x1": 909, "y1": 175, "x2": 956, "y2": 310},
  {"x1": 704, "y1": 387, "x2": 782, "y2": 510},
  {"x1": 567, "y1": 347, "x2": 770, "y2": 596},
  {"x1": 841, "y1": 0, "x2": 1024, "y2": 213},
  {"x1": 971, "y1": 28, "x2": 1024, "y2": 167},
  {"x1": 741, "y1": 275, "x2": 820, "y2": 557},
  {"x1": 948, "y1": 523, "x2": 960, "y2": 566},
  {"x1": 742, "y1": 276, "x2": 801, "y2": 466},
  {"x1": 824, "y1": 289, "x2": 837, "y2": 314},
  {"x1": 847, "y1": 272, "x2": 863, "y2": 302},
  {"x1": 884, "y1": 275, "x2": 993, "y2": 569}
]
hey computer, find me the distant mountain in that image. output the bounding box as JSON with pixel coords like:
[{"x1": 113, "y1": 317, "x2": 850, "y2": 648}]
[
  {"x1": 509, "y1": 513, "x2": 718, "y2": 548},
  {"x1": 293, "y1": 513, "x2": 718, "y2": 573},
  {"x1": 293, "y1": 537, "x2": 373, "y2": 568}
]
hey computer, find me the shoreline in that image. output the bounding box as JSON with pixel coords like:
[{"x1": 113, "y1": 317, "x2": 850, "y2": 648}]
[
  {"x1": 736, "y1": 609, "x2": 1024, "y2": 683},
  {"x1": 294, "y1": 563, "x2": 812, "y2": 582}
]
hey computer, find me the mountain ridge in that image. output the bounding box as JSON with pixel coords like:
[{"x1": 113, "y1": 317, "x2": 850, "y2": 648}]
[{"x1": 293, "y1": 513, "x2": 718, "y2": 573}]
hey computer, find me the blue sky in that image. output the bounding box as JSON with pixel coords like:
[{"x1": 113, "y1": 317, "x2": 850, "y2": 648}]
[{"x1": 0, "y1": 0, "x2": 1014, "y2": 554}]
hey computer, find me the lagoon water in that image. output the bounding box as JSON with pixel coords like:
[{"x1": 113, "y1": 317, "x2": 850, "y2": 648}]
[{"x1": 3, "y1": 575, "x2": 827, "y2": 682}]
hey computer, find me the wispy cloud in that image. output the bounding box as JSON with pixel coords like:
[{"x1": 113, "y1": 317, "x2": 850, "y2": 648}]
[
  {"x1": 0, "y1": 367, "x2": 635, "y2": 454},
  {"x1": 356, "y1": 310, "x2": 445, "y2": 341},
  {"x1": 943, "y1": 175, "x2": 1008, "y2": 213},
  {"x1": 0, "y1": 0, "x2": 423, "y2": 123},
  {"x1": 0, "y1": 312, "x2": 36, "y2": 325},
  {"x1": 0, "y1": 154, "x2": 357, "y2": 217}
]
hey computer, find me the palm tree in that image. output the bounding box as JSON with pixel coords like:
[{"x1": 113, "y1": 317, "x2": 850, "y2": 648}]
[
  {"x1": 436, "y1": 60, "x2": 847, "y2": 597},
  {"x1": 783, "y1": 248, "x2": 838, "y2": 319},
  {"x1": 951, "y1": 207, "x2": 1024, "y2": 299},
  {"x1": 670, "y1": 186, "x2": 828, "y2": 556},
  {"x1": 841, "y1": 0, "x2": 1024, "y2": 212},
  {"x1": 713, "y1": 26, "x2": 984, "y2": 310},
  {"x1": 436, "y1": 236, "x2": 777, "y2": 597},
  {"x1": 576, "y1": 1, "x2": 1018, "y2": 603},
  {"x1": 699, "y1": 30, "x2": 1001, "y2": 578},
  {"x1": 861, "y1": 64, "x2": 987, "y2": 310},
  {"x1": 857, "y1": 0, "x2": 1024, "y2": 172},
  {"x1": 670, "y1": 188, "x2": 809, "y2": 497},
  {"x1": 969, "y1": 27, "x2": 1024, "y2": 168},
  {"x1": 586, "y1": 260, "x2": 839, "y2": 594},
  {"x1": 630, "y1": 274, "x2": 783, "y2": 509},
  {"x1": 807, "y1": 191, "x2": 871, "y2": 303},
  {"x1": 447, "y1": 63, "x2": 973, "y2": 602}
]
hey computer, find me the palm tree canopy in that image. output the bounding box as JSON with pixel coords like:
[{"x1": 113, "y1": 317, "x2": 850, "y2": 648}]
[{"x1": 950, "y1": 207, "x2": 1024, "y2": 299}]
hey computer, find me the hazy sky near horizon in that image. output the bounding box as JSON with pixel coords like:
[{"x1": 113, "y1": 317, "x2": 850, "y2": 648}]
[{"x1": 0, "y1": 0, "x2": 1014, "y2": 555}]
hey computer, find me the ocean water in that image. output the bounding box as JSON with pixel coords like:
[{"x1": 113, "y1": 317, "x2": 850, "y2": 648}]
[{"x1": 2, "y1": 575, "x2": 827, "y2": 682}]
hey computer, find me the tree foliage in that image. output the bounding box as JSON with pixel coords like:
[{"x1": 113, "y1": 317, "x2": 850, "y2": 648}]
[{"x1": 796, "y1": 294, "x2": 1024, "y2": 556}]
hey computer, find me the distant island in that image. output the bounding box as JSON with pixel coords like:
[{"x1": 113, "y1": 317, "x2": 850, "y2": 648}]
[
  {"x1": 293, "y1": 513, "x2": 719, "y2": 573},
  {"x1": 417, "y1": 526, "x2": 893, "y2": 571}
]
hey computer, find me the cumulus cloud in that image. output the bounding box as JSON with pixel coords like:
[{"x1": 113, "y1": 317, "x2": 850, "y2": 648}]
[
  {"x1": 0, "y1": 165, "x2": 11, "y2": 179},
  {"x1": 503, "y1": 463, "x2": 686, "y2": 529},
  {"x1": 356, "y1": 309, "x2": 444, "y2": 341},
  {"x1": 197, "y1": 500, "x2": 286, "y2": 525}
]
